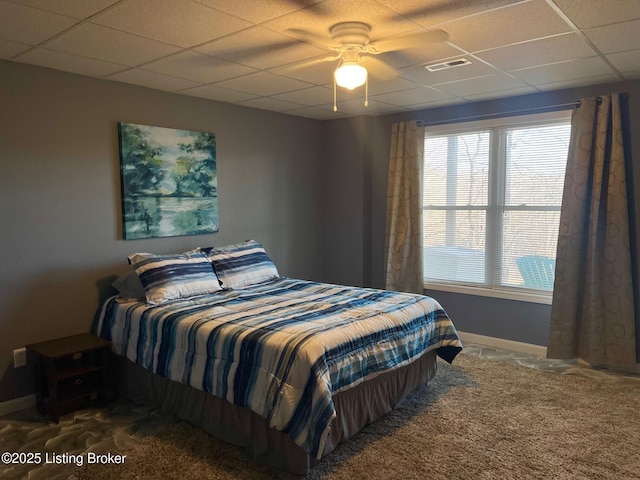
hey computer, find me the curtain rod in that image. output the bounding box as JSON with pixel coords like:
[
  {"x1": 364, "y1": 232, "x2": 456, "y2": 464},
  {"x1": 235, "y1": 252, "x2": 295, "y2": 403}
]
[{"x1": 416, "y1": 97, "x2": 602, "y2": 128}]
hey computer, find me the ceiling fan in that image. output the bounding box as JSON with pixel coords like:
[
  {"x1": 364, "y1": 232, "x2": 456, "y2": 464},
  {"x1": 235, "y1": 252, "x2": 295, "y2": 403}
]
[{"x1": 281, "y1": 22, "x2": 449, "y2": 111}]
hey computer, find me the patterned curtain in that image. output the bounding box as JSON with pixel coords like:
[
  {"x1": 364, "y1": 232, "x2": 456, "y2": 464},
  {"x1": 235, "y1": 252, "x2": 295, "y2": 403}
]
[
  {"x1": 385, "y1": 121, "x2": 425, "y2": 294},
  {"x1": 547, "y1": 94, "x2": 638, "y2": 373}
]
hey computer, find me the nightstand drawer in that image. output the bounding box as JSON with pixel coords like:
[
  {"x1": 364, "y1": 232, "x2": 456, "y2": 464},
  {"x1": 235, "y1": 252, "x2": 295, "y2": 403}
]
[{"x1": 58, "y1": 370, "x2": 103, "y2": 401}]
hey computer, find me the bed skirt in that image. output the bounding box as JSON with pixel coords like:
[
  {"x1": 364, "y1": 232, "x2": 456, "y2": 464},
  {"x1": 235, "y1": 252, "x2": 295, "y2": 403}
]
[{"x1": 113, "y1": 350, "x2": 438, "y2": 474}]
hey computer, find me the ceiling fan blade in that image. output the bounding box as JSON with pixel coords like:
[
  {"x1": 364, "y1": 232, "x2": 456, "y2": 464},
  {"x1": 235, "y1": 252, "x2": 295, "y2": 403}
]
[
  {"x1": 389, "y1": 0, "x2": 510, "y2": 21},
  {"x1": 360, "y1": 56, "x2": 399, "y2": 81},
  {"x1": 280, "y1": 0, "x2": 333, "y2": 17},
  {"x1": 369, "y1": 29, "x2": 449, "y2": 53},
  {"x1": 285, "y1": 28, "x2": 337, "y2": 50},
  {"x1": 275, "y1": 54, "x2": 339, "y2": 73},
  {"x1": 221, "y1": 40, "x2": 300, "y2": 62}
]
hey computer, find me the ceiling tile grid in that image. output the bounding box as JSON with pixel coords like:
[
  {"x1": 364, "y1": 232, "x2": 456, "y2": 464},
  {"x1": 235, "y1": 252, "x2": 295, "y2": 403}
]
[
  {"x1": 181, "y1": 82, "x2": 259, "y2": 102},
  {"x1": 0, "y1": 0, "x2": 638, "y2": 119},
  {"x1": 0, "y1": 1, "x2": 78, "y2": 44},
  {"x1": 6, "y1": 0, "x2": 123, "y2": 19},
  {"x1": 90, "y1": 0, "x2": 253, "y2": 48},
  {"x1": 0, "y1": 38, "x2": 31, "y2": 58},
  {"x1": 141, "y1": 50, "x2": 257, "y2": 83},
  {"x1": 17, "y1": 47, "x2": 127, "y2": 76},
  {"x1": 108, "y1": 67, "x2": 202, "y2": 91},
  {"x1": 43, "y1": 22, "x2": 183, "y2": 65}
]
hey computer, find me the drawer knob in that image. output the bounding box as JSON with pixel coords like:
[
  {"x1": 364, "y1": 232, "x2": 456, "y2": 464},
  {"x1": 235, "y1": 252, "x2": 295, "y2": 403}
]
[{"x1": 74, "y1": 378, "x2": 83, "y2": 386}]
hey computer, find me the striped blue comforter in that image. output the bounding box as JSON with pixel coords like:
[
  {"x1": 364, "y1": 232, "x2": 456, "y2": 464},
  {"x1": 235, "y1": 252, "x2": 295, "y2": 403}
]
[{"x1": 92, "y1": 277, "x2": 462, "y2": 458}]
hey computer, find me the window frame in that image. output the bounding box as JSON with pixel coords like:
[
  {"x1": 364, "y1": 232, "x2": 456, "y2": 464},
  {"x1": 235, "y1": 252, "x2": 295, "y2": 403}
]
[{"x1": 422, "y1": 110, "x2": 573, "y2": 304}]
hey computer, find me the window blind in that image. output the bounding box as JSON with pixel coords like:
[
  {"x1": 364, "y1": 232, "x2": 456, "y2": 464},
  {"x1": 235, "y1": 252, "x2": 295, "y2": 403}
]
[{"x1": 422, "y1": 118, "x2": 571, "y2": 294}]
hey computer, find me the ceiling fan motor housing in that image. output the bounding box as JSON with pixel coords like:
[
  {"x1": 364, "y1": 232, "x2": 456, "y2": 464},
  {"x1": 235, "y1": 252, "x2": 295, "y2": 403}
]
[{"x1": 330, "y1": 22, "x2": 371, "y2": 48}]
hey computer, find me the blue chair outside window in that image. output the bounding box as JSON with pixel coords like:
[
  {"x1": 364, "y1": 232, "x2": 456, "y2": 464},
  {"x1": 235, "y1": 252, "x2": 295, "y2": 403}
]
[{"x1": 516, "y1": 255, "x2": 556, "y2": 291}]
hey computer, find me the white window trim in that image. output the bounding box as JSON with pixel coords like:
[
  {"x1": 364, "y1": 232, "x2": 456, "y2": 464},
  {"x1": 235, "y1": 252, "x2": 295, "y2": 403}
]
[
  {"x1": 422, "y1": 109, "x2": 572, "y2": 304},
  {"x1": 424, "y1": 281, "x2": 553, "y2": 305}
]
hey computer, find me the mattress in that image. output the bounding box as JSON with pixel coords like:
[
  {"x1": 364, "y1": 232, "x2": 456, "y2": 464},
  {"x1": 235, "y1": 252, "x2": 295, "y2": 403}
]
[{"x1": 92, "y1": 277, "x2": 462, "y2": 460}]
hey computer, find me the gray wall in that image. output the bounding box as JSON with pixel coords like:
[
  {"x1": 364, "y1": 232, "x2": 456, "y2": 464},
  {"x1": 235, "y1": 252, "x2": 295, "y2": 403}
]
[
  {"x1": 0, "y1": 60, "x2": 323, "y2": 401},
  {"x1": 318, "y1": 116, "x2": 371, "y2": 287}
]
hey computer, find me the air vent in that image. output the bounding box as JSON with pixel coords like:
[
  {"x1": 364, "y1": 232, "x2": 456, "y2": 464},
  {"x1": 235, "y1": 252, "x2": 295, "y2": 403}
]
[{"x1": 425, "y1": 58, "x2": 472, "y2": 72}]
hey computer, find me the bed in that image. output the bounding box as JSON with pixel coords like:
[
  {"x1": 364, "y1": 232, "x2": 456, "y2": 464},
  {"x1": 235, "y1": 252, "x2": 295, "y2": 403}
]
[{"x1": 92, "y1": 241, "x2": 462, "y2": 474}]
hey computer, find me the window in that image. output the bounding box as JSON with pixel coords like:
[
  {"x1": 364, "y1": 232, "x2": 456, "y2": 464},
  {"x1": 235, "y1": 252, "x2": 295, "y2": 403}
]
[{"x1": 422, "y1": 112, "x2": 571, "y2": 302}]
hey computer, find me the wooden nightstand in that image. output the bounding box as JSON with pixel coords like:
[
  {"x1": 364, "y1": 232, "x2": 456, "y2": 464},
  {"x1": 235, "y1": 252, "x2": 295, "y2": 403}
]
[{"x1": 26, "y1": 333, "x2": 111, "y2": 423}]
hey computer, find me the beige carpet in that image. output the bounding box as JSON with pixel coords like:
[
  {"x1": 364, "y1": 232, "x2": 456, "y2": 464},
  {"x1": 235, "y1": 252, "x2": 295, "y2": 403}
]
[{"x1": 75, "y1": 354, "x2": 640, "y2": 480}]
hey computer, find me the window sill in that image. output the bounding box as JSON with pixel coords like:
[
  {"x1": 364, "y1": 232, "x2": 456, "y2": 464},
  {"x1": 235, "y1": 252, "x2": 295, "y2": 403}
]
[{"x1": 423, "y1": 282, "x2": 552, "y2": 305}]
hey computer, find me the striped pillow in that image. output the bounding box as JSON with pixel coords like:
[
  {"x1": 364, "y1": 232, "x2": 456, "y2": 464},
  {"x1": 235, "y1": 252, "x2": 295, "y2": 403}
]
[
  {"x1": 128, "y1": 249, "x2": 222, "y2": 305},
  {"x1": 205, "y1": 240, "x2": 279, "y2": 289}
]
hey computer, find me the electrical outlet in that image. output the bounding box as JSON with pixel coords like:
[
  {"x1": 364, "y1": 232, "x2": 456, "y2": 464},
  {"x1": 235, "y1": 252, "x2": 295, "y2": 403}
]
[{"x1": 13, "y1": 348, "x2": 27, "y2": 368}]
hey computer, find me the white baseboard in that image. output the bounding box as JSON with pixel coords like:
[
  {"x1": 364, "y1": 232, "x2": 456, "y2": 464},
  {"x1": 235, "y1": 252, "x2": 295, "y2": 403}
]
[
  {"x1": 0, "y1": 394, "x2": 36, "y2": 417},
  {"x1": 458, "y1": 331, "x2": 547, "y2": 358}
]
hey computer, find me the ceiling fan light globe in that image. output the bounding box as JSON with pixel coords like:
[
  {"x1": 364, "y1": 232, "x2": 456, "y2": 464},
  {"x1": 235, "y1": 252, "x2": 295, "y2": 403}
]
[{"x1": 335, "y1": 63, "x2": 367, "y2": 90}]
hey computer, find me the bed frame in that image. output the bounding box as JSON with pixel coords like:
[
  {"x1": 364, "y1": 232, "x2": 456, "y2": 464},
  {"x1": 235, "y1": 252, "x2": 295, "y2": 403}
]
[{"x1": 114, "y1": 349, "x2": 438, "y2": 474}]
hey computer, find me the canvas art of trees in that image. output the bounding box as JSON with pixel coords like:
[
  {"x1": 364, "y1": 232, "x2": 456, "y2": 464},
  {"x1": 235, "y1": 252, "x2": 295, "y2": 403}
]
[{"x1": 118, "y1": 123, "x2": 218, "y2": 239}]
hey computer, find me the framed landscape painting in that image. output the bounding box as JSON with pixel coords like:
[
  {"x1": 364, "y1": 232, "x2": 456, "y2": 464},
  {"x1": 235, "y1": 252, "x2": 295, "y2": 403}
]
[{"x1": 118, "y1": 122, "x2": 218, "y2": 239}]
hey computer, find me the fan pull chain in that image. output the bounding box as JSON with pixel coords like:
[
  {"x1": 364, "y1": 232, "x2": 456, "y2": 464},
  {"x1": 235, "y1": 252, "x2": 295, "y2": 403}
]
[
  {"x1": 364, "y1": 76, "x2": 368, "y2": 107},
  {"x1": 333, "y1": 76, "x2": 338, "y2": 112}
]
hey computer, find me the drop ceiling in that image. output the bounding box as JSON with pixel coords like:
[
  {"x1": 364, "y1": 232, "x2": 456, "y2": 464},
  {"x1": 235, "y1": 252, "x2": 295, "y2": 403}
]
[{"x1": 2, "y1": 0, "x2": 639, "y2": 120}]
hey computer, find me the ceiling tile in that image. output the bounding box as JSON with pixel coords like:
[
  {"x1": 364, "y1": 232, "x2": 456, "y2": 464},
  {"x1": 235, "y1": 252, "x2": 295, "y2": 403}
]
[
  {"x1": 535, "y1": 73, "x2": 621, "y2": 91},
  {"x1": 553, "y1": 0, "x2": 640, "y2": 29},
  {"x1": 370, "y1": 86, "x2": 454, "y2": 106},
  {"x1": 325, "y1": 97, "x2": 396, "y2": 115},
  {"x1": 195, "y1": 26, "x2": 326, "y2": 70},
  {"x1": 45, "y1": 23, "x2": 181, "y2": 66},
  {"x1": 404, "y1": 97, "x2": 467, "y2": 111},
  {"x1": 511, "y1": 56, "x2": 617, "y2": 85},
  {"x1": 263, "y1": 0, "x2": 420, "y2": 43},
  {"x1": 366, "y1": 76, "x2": 420, "y2": 96},
  {"x1": 333, "y1": 87, "x2": 368, "y2": 105},
  {"x1": 433, "y1": 73, "x2": 529, "y2": 96},
  {"x1": 585, "y1": 20, "x2": 640, "y2": 54},
  {"x1": 283, "y1": 106, "x2": 340, "y2": 120},
  {"x1": 15, "y1": 47, "x2": 127, "y2": 76},
  {"x1": 142, "y1": 50, "x2": 256, "y2": 83},
  {"x1": 237, "y1": 96, "x2": 306, "y2": 112},
  {"x1": 214, "y1": 71, "x2": 313, "y2": 96},
  {"x1": 0, "y1": 1, "x2": 77, "y2": 45},
  {"x1": 91, "y1": 0, "x2": 252, "y2": 48},
  {"x1": 400, "y1": 57, "x2": 497, "y2": 86},
  {"x1": 476, "y1": 33, "x2": 597, "y2": 71},
  {"x1": 442, "y1": 0, "x2": 572, "y2": 52},
  {"x1": 379, "y1": 42, "x2": 469, "y2": 70},
  {"x1": 622, "y1": 70, "x2": 640, "y2": 80},
  {"x1": 273, "y1": 86, "x2": 335, "y2": 106},
  {"x1": 368, "y1": 106, "x2": 409, "y2": 116},
  {"x1": 181, "y1": 83, "x2": 259, "y2": 102},
  {"x1": 195, "y1": 0, "x2": 323, "y2": 23},
  {"x1": 8, "y1": 0, "x2": 121, "y2": 19},
  {"x1": 380, "y1": 0, "x2": 525, "y2": 28},
  {"x1": 273, "y1": 58, "x2": 338, "y2": 85},
  {"x1": 0, "y1": 39, "x2": 31, "y2": 59},
  {"x1": 462, "y1": 86, "x2": 538, "y2": 101},
  {"x1": 274, "y1": 84, "x2": 363, "y2": 105},
  {"x1": 107, "y1": 68, "x2": 202, "y2": 91},
  {"x1": 606, "y1": 50, "x2": 640, "y2": 73},
  {"x1": 1, "y1": 0, "x2": 637, "y2": 118}
]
